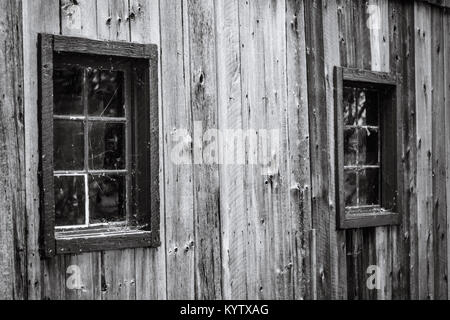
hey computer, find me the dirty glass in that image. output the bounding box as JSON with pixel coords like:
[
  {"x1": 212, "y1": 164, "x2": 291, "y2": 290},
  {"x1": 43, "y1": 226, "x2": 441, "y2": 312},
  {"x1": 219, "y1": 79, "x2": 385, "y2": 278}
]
[
  {"x1": 344, "y1": 171, "x2": 357, "y2": 207},
  {"x1": 88, "y1": 69, "x2": 125, "y2": 117},
  {"x1": 54, "y1": 120, "x2": 85, "y2": 171},
  {"x1": 53, "y1": 63, "x2": 128, "y2": 228},
  {"x1": 54, "y1": 176, "x2": 85, "y2": 226},
  {"x1": 88, "y1": 122, "x2": 126, "y2": 170},
  {"x1": 88, "y1": 175, "x2": 126, "y2": 224},
  {"x1": 54, "y1": 66, "x2": 84, "y2": 116},
  {"x1": 343, "y1": 86, "x2": 381, "y2": 209}
]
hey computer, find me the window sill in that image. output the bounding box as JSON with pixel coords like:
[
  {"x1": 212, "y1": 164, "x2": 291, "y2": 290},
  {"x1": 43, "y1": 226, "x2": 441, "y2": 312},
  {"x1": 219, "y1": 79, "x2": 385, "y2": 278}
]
[
  {"x1": 340, "y1": 209, "x2": 401, "y2": 229},
  {"x1": 55, "y1": 229, "x2": 160, "y2": 255}
]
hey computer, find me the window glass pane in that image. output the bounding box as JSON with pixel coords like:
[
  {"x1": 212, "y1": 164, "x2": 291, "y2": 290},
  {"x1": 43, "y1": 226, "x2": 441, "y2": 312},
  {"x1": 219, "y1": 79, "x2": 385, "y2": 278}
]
[
  {"x1": 88, "y1": 122, "x2": 126, "y2": 170},
  {"x1": 344, "y1": 170, "x2": 357, "y2": 207},
  {"x1": 54, "y1": 176, "x2": 85, "y2": 226},
  {"x1": 54, "y1": 66, "x2": 84, "y2": 116},
  {"x1": 358, "y1": 128, "x2": 379, "y2": 165},
  {"x1": 88, "y1": 69, "x2": 125, "y2": 117},
  {"x1": 359, "y1": 169, "x2": 380, "y2": 206},
  {"x1": 357, "y1": 89, "x2": 379, "y2": 126},
  {"x1": 88, "y1": 175, "x2": 126, "y2": 224},
  {"x1": 54, "y1": 120, "x2": 85, "y2": 171},
  {"x1": 343, "y1": 87, "x2": 357, "y2": 126},
  {"x1": 344, "y1": 127, "x2": 358, "y2": 165}
]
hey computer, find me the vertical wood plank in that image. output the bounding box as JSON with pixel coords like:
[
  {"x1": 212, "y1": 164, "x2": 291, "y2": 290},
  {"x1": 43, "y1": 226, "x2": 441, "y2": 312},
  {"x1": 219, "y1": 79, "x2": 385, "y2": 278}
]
[
  {"x1": 187, "y1": 0, "x2": 223, "y2": 300},
  {"x1": 415, "y1": 1, "x2": 434, "y2": 300},
  {"x1": 286, "y1": 0, "x2": 313, "y2": 300},
  {"x1": 130, "y1": 0, "x2": 167, "y2": 300},
  {"x1": 262, "y1": 0, "x2": 294, "y2": 300},
  {"x1": 304, "y1": 0, "x2": 333, "y2": 300},
  {"x1": 215, "y1": 0, "x2": 247, "y2": 300},
  {"x1": 160, "y1": 0, "x2": 195, "y2": 300},
  {"x1": 431, "y1": 5, "x2": 447, "y2": 300},
  {"x1": 238, "y1": 0, "x2": 268, "y2": 299},
  {"x1": 23, "y1": 0, "x2": 61, "y2": 300},
  {"x1": 0, "y1": 0, "x2": 26, "y2": 300},
  {"x1": 389, "y1": 0, "x2": 415, "y2": 300},
  {"x1": 445, "y1": 8, "x2": 450, "y2": 301},
  {"x1": 322, "y1": 0, "x2": 347, "y2": 300}
]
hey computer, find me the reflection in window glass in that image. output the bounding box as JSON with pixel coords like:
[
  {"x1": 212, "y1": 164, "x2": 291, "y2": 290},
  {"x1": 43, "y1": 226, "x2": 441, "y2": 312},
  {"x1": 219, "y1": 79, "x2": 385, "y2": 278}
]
[
  {"x1": 88, "y1": 69, "x2": 125, "y2": 117},
  {"x1": 359, "y1": 169, "x2": 380, "y2": 206},
  {"x1": 344, "y1": 171, "x2": 357, "y2": 207},
  {"x1": 89, "y1": 175, "x2": 126, "y2": 224},
  {"x1": 343, "y1": 87, "x2": 357, "y2": 126},
  {"x1": 54, "y1": 176, "x2": 85, "y2": 226},
  {"x1": 54, "y1": 120, "x2": 85, "y2": 171},
  {"x1": 89, "y1": 122, "x2": 126, "y2": 170},
  {"x1": 54, "y1": 66, "x2": 84, "y2": 115},
  {"x1": 344, "y1": 128, "x2": 358, "y2": 166},
  {"x1": 343, "y1": 87, "x2": 381, "y2": 210},
  {"x1": 53, "y1": 63, "x2": 128, "y2": 228}
]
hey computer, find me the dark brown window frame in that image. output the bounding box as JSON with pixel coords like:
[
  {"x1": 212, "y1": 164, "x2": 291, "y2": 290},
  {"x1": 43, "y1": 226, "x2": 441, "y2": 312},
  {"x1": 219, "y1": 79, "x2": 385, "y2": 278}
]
[
  {"x1": 39, "y1": 34, "x2": 160, "y2": 257},
  {"x1": 334, "y1": 67, "x2": 402, "y2": 229}
]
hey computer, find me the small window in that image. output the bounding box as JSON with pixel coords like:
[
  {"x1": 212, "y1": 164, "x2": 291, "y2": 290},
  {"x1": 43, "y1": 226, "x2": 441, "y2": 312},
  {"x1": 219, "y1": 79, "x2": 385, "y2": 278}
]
[
  {"x1": 335, "y1": 67, "x2": 401, "y2": 229},
  {"x1": 39, "y1": 34, "x2": 160, "y2": 257}
]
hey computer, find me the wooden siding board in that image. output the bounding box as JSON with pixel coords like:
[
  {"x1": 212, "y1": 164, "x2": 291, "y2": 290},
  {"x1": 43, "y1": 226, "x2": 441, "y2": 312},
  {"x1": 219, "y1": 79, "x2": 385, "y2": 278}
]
[
  {"x1": 23, "y1": 0, "x2": 60, "y2": 300},
  {"x1": 286, "y1": 0, "x2": 313, "y2": 300},
  {"x1": 389, "y1": 0, "x2": 415, "y2": 300},
  {"x1": 431, "y1": 5, "x2": 448, "y2": 299},
  {"x1": 415, "y1": 1, "x2": 434, "y2": 300},
  {"x1": 0, "y1": 0, "x2": 26, "y2": 300},
  {"x1": 445, "y1": 7, "x2": 450, "y2": 301},
  {"x1": 261, "y1": 0, "x2": 294, "y2": 300},
  {"x1": 238, "y1": 0, "x2": 266, "y2": 299},
  {"x1": 305, "y1": 0, "x2": 334, "y2": 300},
  {"x1": 215, "y1": 0, "x2": 247, "y2": 300},
  {"x1": 322, "y1": 0, "x2": 347, "y2": 300},
  {"x1": 130, "y1": 0, "x2": 167, "y2": 301},
  {"x1": 161, "y1": 0, "x2": 195, "y2": 300},
  {"x1": 187, "y1": 0, "x2": 223, "y2": 300}
]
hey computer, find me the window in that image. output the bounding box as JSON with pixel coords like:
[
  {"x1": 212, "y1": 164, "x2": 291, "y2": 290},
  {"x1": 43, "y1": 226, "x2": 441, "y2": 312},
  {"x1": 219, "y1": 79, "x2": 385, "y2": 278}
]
[
  {"x1": 334, "y1": 67, "x2": 401, "y2": 229},
  {"x1": 39, "y1": 34, "x2": 160, "y2": 257}
]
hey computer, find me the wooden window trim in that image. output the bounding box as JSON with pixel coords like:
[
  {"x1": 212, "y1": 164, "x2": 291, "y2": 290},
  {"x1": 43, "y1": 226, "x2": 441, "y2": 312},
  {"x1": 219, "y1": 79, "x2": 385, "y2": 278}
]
[
  {"x1": 334, "y1": 67, "x2": 402, "y2": 230},
  {"x1": 39, "y1": 34, "x2": 160, "y2": 257}
]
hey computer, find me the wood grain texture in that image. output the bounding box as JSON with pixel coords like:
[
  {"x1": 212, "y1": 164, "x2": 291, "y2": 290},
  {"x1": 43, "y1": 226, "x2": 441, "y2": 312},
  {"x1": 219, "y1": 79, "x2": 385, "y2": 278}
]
[
  {"x1": 286, "y1": 0, "x2": 313, "y2": 300},
  {"x1": 160, "y1": 0, "x2": 195, "y2": 300},
  {"x1": 0, "y1": 0, "x2": 26, "y2": 300},
  {"x1": 304, "y1": 0, "x2": 334, "y2": 300},
  {"x1": 23, "y1": 0, "x2": 60, "y2": 300},
  {"x1": 322, "y1": 0, "x2": 347, "y2": 300},
  {"x1": 187, "y1": 0, "x2": 223, "y2": 300},
  {"x1": 445, "y1": 7, "x2": 450, "y2": 301},
  {"x1": 215, "y1": 0, "x2": 247, "y2": 300},
  {"x1": 15, "y1": 0, "x2": 450, "y2": 300},
  {"x1": 415, "y1": 1, "x2": 434, "y2": 300},
  {"x1": 430, "y1": 5, "x2": 448, "y2": 300},
  {"x1": 130, "y1": 0, "x2": 167, "y2": 301}
]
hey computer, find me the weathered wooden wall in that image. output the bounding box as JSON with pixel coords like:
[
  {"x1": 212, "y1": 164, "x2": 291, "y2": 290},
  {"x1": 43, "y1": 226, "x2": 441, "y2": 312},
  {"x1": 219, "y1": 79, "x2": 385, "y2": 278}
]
[
  {"x1": 0, "y1": 0, "x2": 26, "y2": 300},
  {"x1": 0, "y1": 0, "x2": 447, "y2": 300}
]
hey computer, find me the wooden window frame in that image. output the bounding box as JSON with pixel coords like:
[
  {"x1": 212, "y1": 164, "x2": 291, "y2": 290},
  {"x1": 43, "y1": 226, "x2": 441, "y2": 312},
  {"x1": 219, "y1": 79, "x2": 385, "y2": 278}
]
[
  {"x1": 334, "y1": 67, "x2": 402, "y2": 229},
  {"x1": 39, "y1": 34, "x2": 160, "y2": 257}
]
